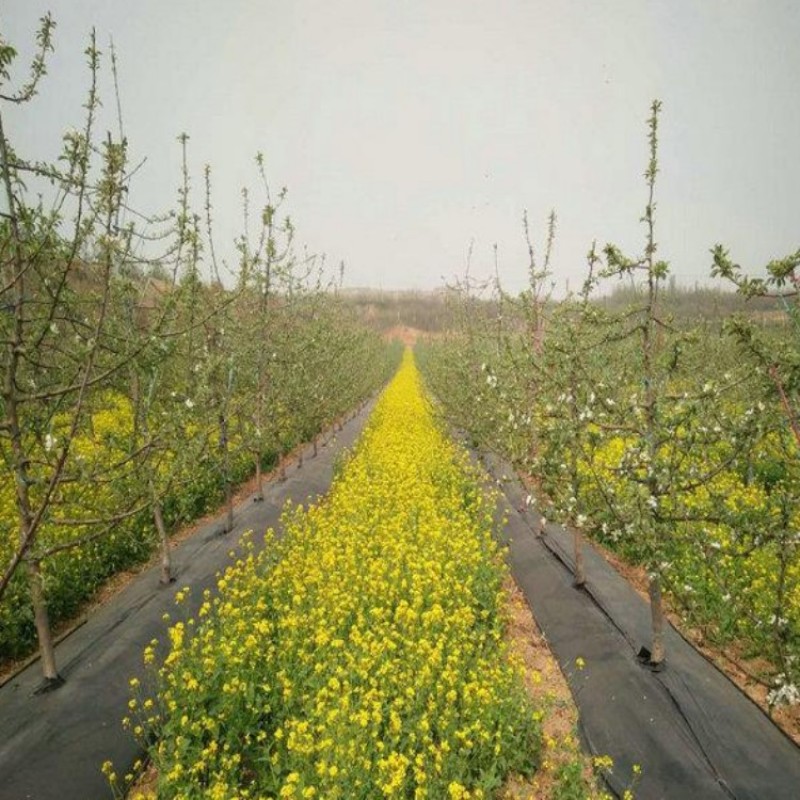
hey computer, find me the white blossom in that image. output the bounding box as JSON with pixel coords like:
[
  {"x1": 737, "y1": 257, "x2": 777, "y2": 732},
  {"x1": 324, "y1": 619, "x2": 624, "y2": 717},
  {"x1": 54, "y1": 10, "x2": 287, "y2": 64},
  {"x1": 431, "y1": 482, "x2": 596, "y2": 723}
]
[{"x1": 768, "y1": 680, "x2": 800, "y2": 707}]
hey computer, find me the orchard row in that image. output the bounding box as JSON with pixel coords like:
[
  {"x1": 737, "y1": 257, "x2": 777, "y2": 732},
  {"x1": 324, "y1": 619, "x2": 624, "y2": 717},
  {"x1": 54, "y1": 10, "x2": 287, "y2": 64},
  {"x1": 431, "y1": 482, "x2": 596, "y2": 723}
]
[
  {"x1": 0, "y1": 19, "x2": 397, "y2": 676},
  {"x1": 419, "y1": 101, "x2": 800, "y2": 708}
]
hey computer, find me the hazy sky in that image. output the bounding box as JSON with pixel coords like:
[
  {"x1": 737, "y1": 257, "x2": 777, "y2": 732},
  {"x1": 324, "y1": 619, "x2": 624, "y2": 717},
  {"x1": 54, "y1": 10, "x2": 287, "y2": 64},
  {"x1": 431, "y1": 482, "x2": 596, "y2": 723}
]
[{"x1": 3, "y1": 1, "x2": 800, "y2": 293}]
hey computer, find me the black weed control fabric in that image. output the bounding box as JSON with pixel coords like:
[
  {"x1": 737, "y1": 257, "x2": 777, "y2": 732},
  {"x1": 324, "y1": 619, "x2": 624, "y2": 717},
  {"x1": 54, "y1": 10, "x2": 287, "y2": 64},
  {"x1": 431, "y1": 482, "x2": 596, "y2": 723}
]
[
  {"x1": 480, "y1": 450, "x2": 800, "y2": 800},
  {"x1": 0, "y1": 405, "x2": 374, "y2": 800}
]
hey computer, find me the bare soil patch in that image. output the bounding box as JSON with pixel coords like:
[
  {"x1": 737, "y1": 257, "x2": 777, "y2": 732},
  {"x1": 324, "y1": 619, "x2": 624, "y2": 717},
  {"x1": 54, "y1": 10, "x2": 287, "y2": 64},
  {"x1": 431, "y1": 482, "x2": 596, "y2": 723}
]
[
  {"x1": 501, "y1": 576, "x2": 605, "y2": 799},
  {"x1": 383, "y1": 325, "x2": 428, "y2": 346},
  {"x1": 128, "y1": 763, "x2": 157, "y2": 799}
]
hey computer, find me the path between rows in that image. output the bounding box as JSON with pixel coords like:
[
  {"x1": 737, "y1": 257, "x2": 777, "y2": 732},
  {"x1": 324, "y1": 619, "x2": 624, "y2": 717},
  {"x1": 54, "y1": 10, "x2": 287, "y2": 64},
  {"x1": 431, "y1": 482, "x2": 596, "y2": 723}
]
[
  {"x1": 479, "y1": 449, "x2": 800, "y2": 800},
  {"x1": 0, "y1": 405, "x2": 374, "y2": 800}
]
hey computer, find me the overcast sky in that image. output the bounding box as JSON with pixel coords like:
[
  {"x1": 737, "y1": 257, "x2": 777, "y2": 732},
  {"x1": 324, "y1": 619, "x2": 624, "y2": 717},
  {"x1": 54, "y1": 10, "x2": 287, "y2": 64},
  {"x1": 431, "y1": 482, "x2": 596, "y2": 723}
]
[{"x1": 3, "y1": 1, "x2": 799, "y2": 293}]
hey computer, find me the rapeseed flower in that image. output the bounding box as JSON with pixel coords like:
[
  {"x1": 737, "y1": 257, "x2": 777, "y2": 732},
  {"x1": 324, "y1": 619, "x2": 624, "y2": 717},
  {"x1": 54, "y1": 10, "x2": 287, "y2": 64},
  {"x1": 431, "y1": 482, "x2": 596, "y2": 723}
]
[{"x1": 130, "y1": 351, "x2": 541, "y2": 798}]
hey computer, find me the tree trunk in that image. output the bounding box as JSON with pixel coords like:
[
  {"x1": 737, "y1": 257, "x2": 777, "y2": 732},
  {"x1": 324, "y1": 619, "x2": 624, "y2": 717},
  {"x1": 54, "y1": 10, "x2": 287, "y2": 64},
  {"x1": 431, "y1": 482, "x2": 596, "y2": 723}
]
[
  {"x1": 648, "y1": 573, "x2": 666, "y2": 665},
  {"x1": 278, "y1": 448, "x2": 287, "y2": 481},
  {"x1": 219, "y1": 413, "x2": 233, "y2": 533},
  {"x1": 224, "y1": 480, "x2": 234, "y2": 534},
  {"x1": 2, "y1": 108, "x2": 59, "y2": 685},
  {"x1": 152, "y1": 493, "x2": 172, "y2": 585},
  {"x1": 254, "y1": 455, "x2": 264, "y2": 502},
  {"x1": 29, "y1": 560, "x2": 62, "y2": 687}
]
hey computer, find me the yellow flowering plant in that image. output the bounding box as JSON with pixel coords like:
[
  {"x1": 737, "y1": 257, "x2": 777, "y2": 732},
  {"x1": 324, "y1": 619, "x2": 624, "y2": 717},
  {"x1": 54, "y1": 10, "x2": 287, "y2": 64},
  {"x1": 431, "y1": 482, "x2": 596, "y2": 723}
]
[{"x1": 125, "y1": 353, "x2": 541, "y2": 798}]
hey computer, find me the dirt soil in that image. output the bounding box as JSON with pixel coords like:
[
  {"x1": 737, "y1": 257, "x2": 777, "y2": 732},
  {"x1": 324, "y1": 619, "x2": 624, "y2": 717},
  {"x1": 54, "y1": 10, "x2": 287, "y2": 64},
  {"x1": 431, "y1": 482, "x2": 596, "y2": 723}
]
[
  {"x1": 129, "y1": 764, "x2": 157, "y2": 799},
  {"x1": 383, "y1": 325, "x2": 428, "y2": 346},
  {"x1": 501, "y1": 576, "x2": 606, "y2": 799}
]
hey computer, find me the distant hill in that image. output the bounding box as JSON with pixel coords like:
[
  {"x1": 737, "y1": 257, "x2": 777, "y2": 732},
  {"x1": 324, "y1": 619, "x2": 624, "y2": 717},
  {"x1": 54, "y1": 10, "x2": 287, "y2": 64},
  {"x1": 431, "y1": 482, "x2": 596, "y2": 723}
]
[
  {"x1": 337, "y1": 288, "x2": 453, "y2": 333},
  {"x1": 335, "y1": 282, "x2": 788, "y2": 336},
  {"x1": 597, "y1": 282, "x2": 786, "y2": 322}
]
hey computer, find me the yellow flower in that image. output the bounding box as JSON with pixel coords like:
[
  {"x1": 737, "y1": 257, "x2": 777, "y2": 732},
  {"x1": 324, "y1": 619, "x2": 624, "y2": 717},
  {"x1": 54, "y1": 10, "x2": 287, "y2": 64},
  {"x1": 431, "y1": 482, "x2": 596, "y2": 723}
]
[{"x1": 135, "y1": 353, "x2": 541, "y2": 797}]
